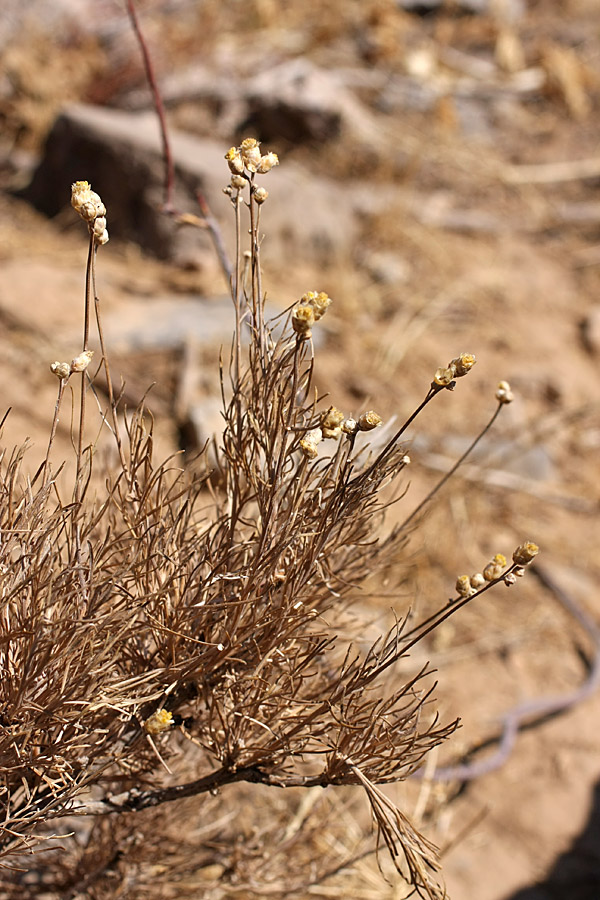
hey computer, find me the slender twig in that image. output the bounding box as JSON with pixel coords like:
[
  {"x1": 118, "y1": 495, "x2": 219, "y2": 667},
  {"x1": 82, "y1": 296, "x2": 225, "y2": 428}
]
[
  {"x1": 91, "y1": 246, "x2": 128, "y2": 475},
  {"x1": 75, "y1": 765, "x2": 338, "y2": 818},
  {"x1": 418, "y1": 564, "x2": 600, "y2": 783},
  {"x1": 126, "y1": 0, "x2": 233, "y2": 285},
  {"x1": 74, "y1": 231, "x2": 94, "y2": 504},
  {"x1": 196, "y1": 190, "x2": 233, "y2": 284},
  {"x1": 400, "y1": 400, "x2": 504, "y2": 532},
  {"x1": 350, "y1": 384, "x2": 444, "y2": 489},
  {"x1": 125, "y1": 0, "x2": 174, "y2": 212},
  {"x1": 38, "y1": 378, "x2": 67, "y2": 487},
  {"x1": 248, "y1": 183, "x2": 266, "y2": 362}
]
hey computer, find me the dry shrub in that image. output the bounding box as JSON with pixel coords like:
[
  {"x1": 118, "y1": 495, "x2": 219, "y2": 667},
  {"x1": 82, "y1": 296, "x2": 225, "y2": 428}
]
[{"x1": 0, "y1": 149, "x2": 537, "y2": 900}]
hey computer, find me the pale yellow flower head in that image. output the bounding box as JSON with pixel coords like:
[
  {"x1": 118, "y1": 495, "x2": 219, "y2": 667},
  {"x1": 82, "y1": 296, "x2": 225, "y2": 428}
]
[
  {"x1": 257, "y1": 152, "x2": 279, "y2": 174},
  {"x1": 240, "y1": 138, "x2": 262, "y2": 172},
  {"x1": 71, "y1": 181, "x2": 106, "y2": 222},
  {"x1": 512, "y1": 542, "x2": 539, "y2": 566},
  {"x1": 144, "y1": 708, "x2": 174, "y2": 735}
]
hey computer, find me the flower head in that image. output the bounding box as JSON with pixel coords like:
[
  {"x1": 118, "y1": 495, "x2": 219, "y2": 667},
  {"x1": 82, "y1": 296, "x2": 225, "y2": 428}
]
[
  {"x1": 240, "y1": 138, "x2": 262, "y2": 173},
  {"x1": 300, "y1": 427, "x2": 322, "y2": 460},
  {"x1": 71, "y1": 181, "x2": 106, "y2": 223},
  {"x1": 456, "y1": 575, "x2": 475, "y2": 598},
  {"x1": 144, "y1": 708, "x2": 174, "y2": 735},
  {"x1": 50, "y1": 361, "x2": 71, "y2": 380},
  {"x1": 292, "y1": 305, "x2": 315, "y2": 339},
  {"x1": 483, "y1": 553, "x2": 506, "y2": 582},
  {"x1": 254, "y1": 187, "x2": 269, "y2": 204},
  {"x1": 257, "y1": 152, "x2": 279, "y2": 174},
  {"x1": 225, "y1": 147, "x2": 244, "y2": 175},
  {"x1": 358, "y1": 411, "x2": 383, "y2": 431},
  {"x1": 320, "y1": 406, "x2": 344, "y2": 439},
  {"x1": 451, "y1": 353, "x2": 477, "y2": 377},
  {"x1": 496, "y1": 380, "x2": 514, "y2": 404},
  {"x1": 434, "y1": 366, "x2": 455, "y2": 387},
  {"x1": 512, "y1": 542, "x2": 539, "y2": 566},
  {"x1": 70, "y1": 350, "x2": 94, "y2": 374}
]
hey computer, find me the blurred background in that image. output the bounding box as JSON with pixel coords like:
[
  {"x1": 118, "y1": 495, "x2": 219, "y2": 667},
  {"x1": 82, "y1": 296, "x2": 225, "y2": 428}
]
[{"x1": 1, "y1": 1, "x2": 599, "y2": 897}]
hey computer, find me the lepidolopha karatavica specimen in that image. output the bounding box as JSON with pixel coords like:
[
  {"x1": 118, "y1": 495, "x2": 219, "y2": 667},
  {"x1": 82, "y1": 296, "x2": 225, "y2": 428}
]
[{"x1": 0, "y1": 149, "x2": 538, "y2": 900}]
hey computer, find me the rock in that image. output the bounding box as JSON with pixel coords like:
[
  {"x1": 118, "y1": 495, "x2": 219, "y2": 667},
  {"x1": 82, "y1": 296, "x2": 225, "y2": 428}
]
[
  {"x1": 397, "y1": 0, "x2": 525, "y2": 19},
  {"x1": 359, "y1": 249, "x2": 411, "y2": 286},
  {"x1": 1, "y1": 0, "x2": 116, "y2": 49},
  {"x1": 23, "y1": 103, "x2": 229, "y2": 262},
  {"x1": 102, "y1": 295, "x2": 234, "y2": 352},
  {"x1": 580, "y1": 306, "x2": 600, "y2": 356},
  {"x1": 24, "y1": 102, "x2": 392, "y2": 264},
  {"x1": 121, "y1": 57, "x2": 381, "y2": 147},
  {"x1": 241, "y1": 58, "x2": 379, "y2": 145}
]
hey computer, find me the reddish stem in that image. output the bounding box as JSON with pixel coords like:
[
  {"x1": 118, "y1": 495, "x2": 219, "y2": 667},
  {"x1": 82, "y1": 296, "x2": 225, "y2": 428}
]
[{"x1": 126, "y1": 0, "x2": 175, "y2": 212}]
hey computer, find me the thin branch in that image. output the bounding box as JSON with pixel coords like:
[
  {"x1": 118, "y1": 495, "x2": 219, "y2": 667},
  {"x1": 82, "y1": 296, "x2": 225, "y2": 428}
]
[
  {"x1": 125, "y1": 0, "x2": 175, "y2": 212},
  {"x1": 414, "y1": 564, "x2": 600, "y2": 783},
  {"x1": 400, "y1": 400, "x2": 504, "y2": 532}
]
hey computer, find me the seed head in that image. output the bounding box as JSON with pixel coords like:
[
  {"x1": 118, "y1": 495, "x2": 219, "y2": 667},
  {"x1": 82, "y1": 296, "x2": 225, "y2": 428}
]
[
  {"x1": 50, "y1": 361, "x2": 71, "y2": 380},
  {"x1": 144, "y1": 708, "x2": 174, "y2": 735},
  {"x1": 254, "y1": 187, "x2": 269, "y2": 204},
  {"x1": 230, "y1": 174, "x2": 246, "y2": 189},
  {"x1": 300, "y1": 427, "x2": 323, "y2": 460},
  {"x1": 496, "y1": 380, "x2": 514, "y2": 404},
  {"x1": 342, "y1": 418, "x2": 358, "y2": 436},
  {"x1": 470, "y1": 572, "x2": 486, "y2": 589},
  {"x1": 456, "y1": 575, "x2": 475, "y2": 598},
  {"x1": 512, "y1": 542, "x2": 539, "y2": 566},
  {"x1": 292, "y1": 305, "x2": 315, "y2": 339},
  {"x1": 358, "y1": 411, "x2": 383, "y2": 431},
  {"x1": 70, "y1": 350, "x2": 94, "y2": 374},
  {"x1": 257, "y1": 152, "x2": 279, "y2": 174}
]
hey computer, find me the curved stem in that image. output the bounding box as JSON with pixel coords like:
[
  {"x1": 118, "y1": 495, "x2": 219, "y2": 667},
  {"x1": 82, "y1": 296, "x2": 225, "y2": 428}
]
[
  {"x1": 91, "y1": 247, "x2": 127, "y2": 476},
  {"x1": 349, "y1": 384, "x2": 444, "y2": 490},
  {"x1": 400, "y1": 400, "x2": 504, "y2": 532},
  {"x1": 74, "y1": 231, "x2": 94, "y2": 504},
  {"x1": 39, "y1": 379, "x2": 67, "y2": 487}
]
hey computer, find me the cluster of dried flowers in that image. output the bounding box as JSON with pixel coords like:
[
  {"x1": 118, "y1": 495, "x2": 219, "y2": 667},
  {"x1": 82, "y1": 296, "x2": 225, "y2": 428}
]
[
  {"x1": 455, "y1": 542, "x2": 539, "y2": 598},
  {"x1": 0, "y1": 144, "x2": 538, "y2": 900}
]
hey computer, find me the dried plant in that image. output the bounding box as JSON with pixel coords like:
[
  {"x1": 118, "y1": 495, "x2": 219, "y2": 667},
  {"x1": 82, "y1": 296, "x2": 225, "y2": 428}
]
[{"x1": 0, "y1": 146, "x2": 538, "y2": 900}]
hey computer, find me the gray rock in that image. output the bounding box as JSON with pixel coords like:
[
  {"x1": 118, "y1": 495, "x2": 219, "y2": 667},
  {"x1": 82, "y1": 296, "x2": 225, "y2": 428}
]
[
  {"x1": 397, "y1": 0, "x2": 524, "y2": 19},
  {"x1": 24, "y1": 103, "x2": 393, "y2": 264},
  {"x1": 23, "y1": 103, "x2": 229, "y2": 262},
  {"x1": 121, "y1": 57, "x2": 381, "y2": 147},
  {"x1": 102, "y1": 295, "x2": 235, "y2": 352},
  {"x1": 241, "y1": 58, "x2": 380, "y2": 145},
  {"x1": 580, "y1": 306, "x2": 600, "y2": 356},
  {"x1": 359, "y1": 249, "x2": 411, "y2": 286}
]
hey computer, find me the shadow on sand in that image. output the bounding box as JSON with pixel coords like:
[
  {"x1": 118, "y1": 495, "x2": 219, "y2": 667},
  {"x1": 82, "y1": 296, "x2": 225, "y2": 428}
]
[{"x1": 506, "y1": 779, "x2": 600, "y2": 900}]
